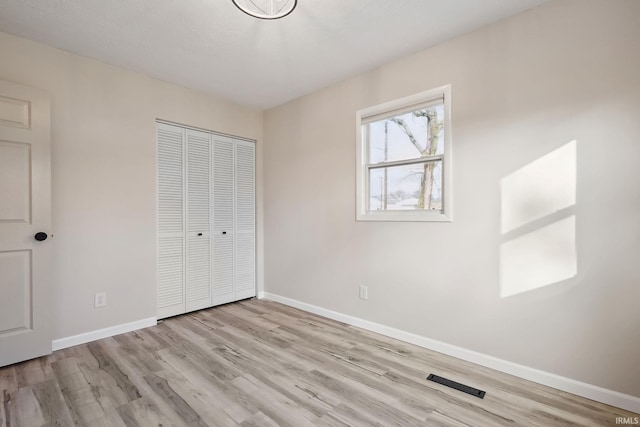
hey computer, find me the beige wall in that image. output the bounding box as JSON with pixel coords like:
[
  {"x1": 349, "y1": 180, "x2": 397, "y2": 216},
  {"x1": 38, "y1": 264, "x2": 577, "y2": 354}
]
[
  {"x1": 263, "y1": 0, "x2": 640, "y2": 397},
  {"x1": 0, "y1": 31, "x2": 264, "y2": 340}
]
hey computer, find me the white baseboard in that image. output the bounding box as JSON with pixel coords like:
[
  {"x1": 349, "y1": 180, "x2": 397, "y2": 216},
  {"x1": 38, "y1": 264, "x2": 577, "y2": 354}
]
[
  {"x1": 257, "y1": 291, "x2": 266, "y2": 299},
  {"x1": 52, "y1": 317, "x2": 157, "y2": 351},
  {"x1": 263, "y1": 292, "x2": 640, "y2": 414}
]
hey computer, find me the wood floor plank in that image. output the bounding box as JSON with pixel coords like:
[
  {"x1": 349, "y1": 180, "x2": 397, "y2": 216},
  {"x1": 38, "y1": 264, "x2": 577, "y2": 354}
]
[
  {"x1": 117, "y1": 396, "x2": 180, "y2": 427},
  {"x1": 206, "y1": 342, "x2": 334, "y2": 419},
  {"x1": 196, "y1": 325, "x2": 339, "y2": 418},
  {"x1": 205, "y1": 320, "x2": 318, "y2": 374},
  {"x1": 208, "y1": 309, "x2": 293, "y2": 350},
  {"x1": 105, "y1": 354, "x2": 192, "y2": 427},
  {"x1": 239, "y1": 411, "x2": 280, "y2": 427},
  {"x1": 52, "y1": 365, "x2": 112, "y2": 425},
  {"x1": 299, "y1": 369, "x2": 429, "y2": 427},
  {"x1": 100, "y1": 336, "x2": 164, "y2": 379},
  {"x1": 160, "y1": 330, "x2": 244, "y2": 382},
  {"x1": 157, "y1": 350, "x2": 256, "y2": 423},
  {"x1": 163, "y1": 316, "x2": 212, "y2": 343},
  {"x1": 280, "y1": 342, "x2": 441, "y2": 422},
  {"x1": 170, "y1": 314, "x2": 220, "y2": 341},
  {"x1": 425, "y1": 410, "x2": 473, "y2": 427},
  {"x1": 231, "y1": 375, "x2": 318, "y2": 427},
  {"x1": 14, "y1": 358, "x2": 53, "y2": 389},
  {"x1": 153, "y1": 368, "x2": 238, "y2": 427},
  {"x1": 313, "y1": 410, "x2": 355, "y2": 427},
  {"x1": 328, "y1": 402, "x2": 388, "y2": 427},
  {"x1": 0, "y1": 367, "x2": 17, "y2": 395},
  {"x1": 2, "y1": 390, "x2": 14, "y2": 427},
  {"x1": 143, "y1": 372, "x2": 209, "y2": 427},
  {"x1": 87, "y1": 342, "x2": 142, "y2": 402},
  {"x1": 76, "y1": 359, "x2": 131, "y2": 409},
  {"x1": 9, "y1": 387, "x2": 45, "y2": 427},
  {"x1": 0, "y1": 299, "x2": 637, "y2": 427},
  {"x1": 31, "y1": 379, "x2": 74, "y2": 426}
]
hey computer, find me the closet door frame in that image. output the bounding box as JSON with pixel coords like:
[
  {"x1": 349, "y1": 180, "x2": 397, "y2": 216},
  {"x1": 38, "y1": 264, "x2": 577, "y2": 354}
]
[{"x1": 157, "y1": 120, "x2": 257, "y2": 319}]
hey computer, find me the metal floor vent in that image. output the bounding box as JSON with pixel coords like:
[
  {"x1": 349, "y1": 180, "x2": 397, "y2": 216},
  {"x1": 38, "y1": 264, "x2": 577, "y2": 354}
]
[{"x1": 427, "y1": 374, "x2": 486, "y2": 399}]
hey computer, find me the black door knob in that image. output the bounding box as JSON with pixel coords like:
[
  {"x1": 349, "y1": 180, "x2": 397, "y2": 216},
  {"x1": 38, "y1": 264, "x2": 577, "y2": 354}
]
[
  {"x1": 222, "y1": 231, "x2": 227, "y2": 235},
  {"x1": 34, "y1": 232, "x2": 48, "y2": 241}
]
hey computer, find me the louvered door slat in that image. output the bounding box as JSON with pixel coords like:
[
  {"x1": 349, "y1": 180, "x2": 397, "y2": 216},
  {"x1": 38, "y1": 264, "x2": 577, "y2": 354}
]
[
  {"x1": 234, "y1": 140, "x2": 256, "y2": 299},
  {"x1": 186, "y1": 129, "x2": 211, "y2": 311},
  {"x1": 234, "y1": 233, "x2": 255, "y2": 298},
  {"x1": 158, "y1": 127, "x2": 184, "y2": 235},
  {"x1": 157, "y1": 123, "x2": 185, "y2": 318},
  {"x1": 213, "y1": 136, "x2": 234, "y2": 304},
  {"x1": 158, "y1": 236, "x2": 184, "y2": 311},
  {"x1": 213, "y1": 238, "x2": 234, "y2": 302},
  {"x1": 213, "y1": 136, "x2": 234, "y2": 234},
  {"x1": 187, "y1": 130, "x2": 210, "y2": 233},
  {"x1": 186, "y1": 236, "x2": 210, "y2": 310}
]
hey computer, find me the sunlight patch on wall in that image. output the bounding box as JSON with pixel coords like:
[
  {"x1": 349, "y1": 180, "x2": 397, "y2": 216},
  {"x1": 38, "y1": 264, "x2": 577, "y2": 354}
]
[
  {"x1": 500, "y1": 216, "x2": 577, "y2": 298},
  {"x1": 500, "y1": 141, "x2": 577, "y2": 298},
  {"x1": 501, "y1": 141, "x2": 576, "y2": 234}
]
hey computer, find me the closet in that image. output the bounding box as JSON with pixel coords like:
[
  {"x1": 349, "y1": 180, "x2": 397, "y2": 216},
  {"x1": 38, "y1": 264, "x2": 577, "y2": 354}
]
[{"x1": 157, "y1": 122, "x2": 255, "y2": 319}]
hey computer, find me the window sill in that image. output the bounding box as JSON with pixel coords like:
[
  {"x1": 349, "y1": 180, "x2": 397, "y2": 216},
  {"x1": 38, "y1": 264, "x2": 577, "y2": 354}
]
[{"x1": 356, "y1": 210, "x2": 452, "y2": 222}]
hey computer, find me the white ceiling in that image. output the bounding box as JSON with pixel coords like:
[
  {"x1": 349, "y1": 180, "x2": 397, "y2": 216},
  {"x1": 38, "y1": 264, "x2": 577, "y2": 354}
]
[{"x1": 0, "y1": 0, "x2": 549, "y2": 109}]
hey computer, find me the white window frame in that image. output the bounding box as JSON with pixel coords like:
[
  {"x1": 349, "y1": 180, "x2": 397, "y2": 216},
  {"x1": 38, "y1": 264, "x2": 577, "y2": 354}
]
[{"x1": 356, "y1": 85, "x2": 452, "y2": 222}]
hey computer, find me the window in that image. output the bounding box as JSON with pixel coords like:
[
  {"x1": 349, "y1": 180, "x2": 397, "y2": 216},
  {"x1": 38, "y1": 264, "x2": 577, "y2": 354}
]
[{"x1": 356, "y1": 85, "x2": 452, "y2": 221}]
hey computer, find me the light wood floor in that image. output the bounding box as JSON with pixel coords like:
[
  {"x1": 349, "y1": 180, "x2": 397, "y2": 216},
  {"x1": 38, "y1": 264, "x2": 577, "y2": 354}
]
[{"x1": 1, "y1": 300, "x2": 637, "y2": 426}]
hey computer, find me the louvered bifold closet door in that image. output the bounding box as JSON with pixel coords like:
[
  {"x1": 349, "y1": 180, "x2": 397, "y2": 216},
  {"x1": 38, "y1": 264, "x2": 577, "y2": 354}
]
[
  {"x1": 157, "y1": 123, "x2": 185, "y2": 318},
  {"x1": 212, "y1": 135, "x2": 235, "y2": 305},
  {"x1": 234, "y1": 139, "x2": 256, "y2": 299},
  {"x1": 185, "y1": 129, "x2": 212, "y2": 312}
]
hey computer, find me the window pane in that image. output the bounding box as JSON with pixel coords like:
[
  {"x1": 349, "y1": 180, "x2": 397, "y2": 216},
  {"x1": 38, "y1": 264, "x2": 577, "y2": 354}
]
[
  {"x1": 367, "y1": 103, "x2": 444, "y2": 164},
  {"x1": 369, "y1": 161, "x2": 442, "y2": 211}
]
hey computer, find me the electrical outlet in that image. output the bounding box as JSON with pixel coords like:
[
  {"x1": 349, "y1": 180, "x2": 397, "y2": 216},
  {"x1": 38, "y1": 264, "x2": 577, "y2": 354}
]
[
  {"x1": 359, "y1": 285, "x2": 368, "y2": 300},
  {"x1": 94, "y1": 292, "x2": 107, "y2": 308}
]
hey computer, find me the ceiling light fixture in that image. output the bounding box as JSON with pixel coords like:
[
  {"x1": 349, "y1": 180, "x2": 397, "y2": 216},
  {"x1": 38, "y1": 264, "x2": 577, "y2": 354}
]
[{"x1": 231, "y1": 0, "x2": 297, "y2": 20}]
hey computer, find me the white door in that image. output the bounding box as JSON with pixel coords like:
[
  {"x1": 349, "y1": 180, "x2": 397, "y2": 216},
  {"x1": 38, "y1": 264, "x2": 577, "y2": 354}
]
[
  {"x1": 157, "y1": 123, "x2": 186, "y2": 318},
  {"x1": 212, "y1": 135, "x2": 235, "y2": 305},
  {"x1": 234, "y1": 139, "x2": 256, "y2": 300},
  {"x1": 0, "y1": 80, "x2": 52, "y2": 366},
  {"x1": 185, "y1": 129, "x2": 211, "y2": 312}
]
